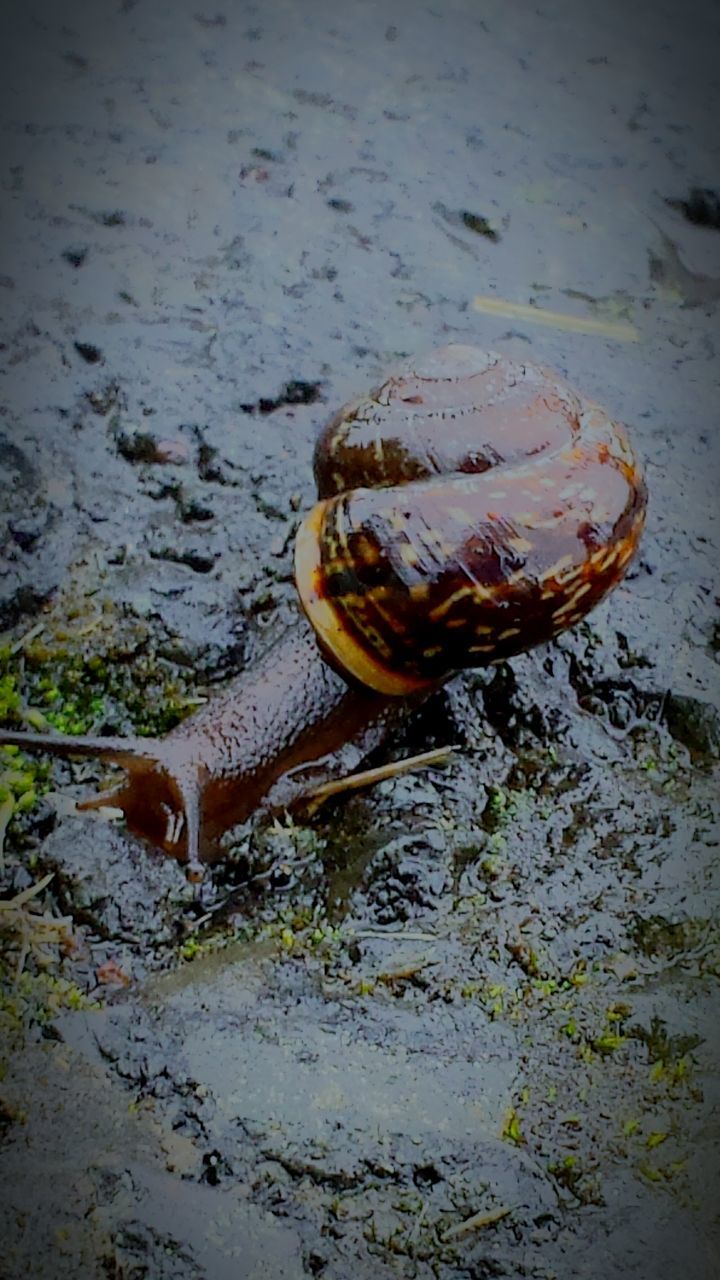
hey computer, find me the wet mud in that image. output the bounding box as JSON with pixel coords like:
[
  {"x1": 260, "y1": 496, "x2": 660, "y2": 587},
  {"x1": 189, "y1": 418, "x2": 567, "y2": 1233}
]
[{"x1": 1, "y1": 1, "x2": 719, "y2": 1277}]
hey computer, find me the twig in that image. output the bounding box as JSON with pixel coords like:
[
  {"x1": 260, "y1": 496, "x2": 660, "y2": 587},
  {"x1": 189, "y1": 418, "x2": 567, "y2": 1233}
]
[
  {"x1": 473, "y1": 295, "x2": 638, "y2": 341},
  {"x1": 443, "y1": 1204, "x2": 513, "y2": 1240},
  {"x1": 0, "y1": 873, "x2": 74, "y2": 981},
  {"x1": 304, "y1": 745, "x2": 457, "y2": 814},
  {"x1": 0, "y1": 793, "x2": 14, "y2": 873},
  {"x1": 355, "y1": 927, "x2": 438, "y2": 943},
  {"x1": 0, "y1": 871, "x2": 56, "y2": 908},
  {"x1": 10, "y1": 621, "x2": 45, "y2": 653}
]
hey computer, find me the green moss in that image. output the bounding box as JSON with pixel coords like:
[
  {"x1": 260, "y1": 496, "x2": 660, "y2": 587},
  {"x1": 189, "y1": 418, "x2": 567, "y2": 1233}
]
[
  {"x1": 592, "y1": 1032, "x2": 626, "y2": 1055},
  {"x1": 0, "y1": 745, "x2": 51, "y2": 837},
  {"x1": 629, "y1": 1014, "x2": 703, "y2": 1065},
  {"x1": 0, "y1": 604, "x2": 202, "y2": 755},
  {"x1": 0, "y1": 602, "x2": 213, "y2": 945},
  {"x1": 485, "y1": 785, "x2": 508, "y2": 823},
  {"x1": 0, "y1": 670, "x2": 22, "y2": 720},
  {"x1": 649, "y1": 1057, "x2": 690, "y2": 1086},
  {"x1": 501, "y1": 1106, "x2": 524, "y2": 1145},
  {"x1": 629, "y1": 914, "x2": 715, "y2": 962},
  {"x1": 173, "y1": 885, "x2": 344, "y2": 973},
  {"x1": 180, "y1": 936, "x2": 202, "y2": 962},
  {"x1": 0, "y1": 966, "x2": 102, "y2": 1067},
  {"x1": 547, "y1": 1154, "x2": 602, "y2": 1204},
  {"x1": 265, "y1": 906, "x2": 342, "y2": 958}
]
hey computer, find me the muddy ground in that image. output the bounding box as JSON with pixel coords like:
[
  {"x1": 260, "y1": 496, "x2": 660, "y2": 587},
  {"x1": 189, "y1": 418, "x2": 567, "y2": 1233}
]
[{"x1": 1, "y1": 1, "x2": 719, "y2": 1277}]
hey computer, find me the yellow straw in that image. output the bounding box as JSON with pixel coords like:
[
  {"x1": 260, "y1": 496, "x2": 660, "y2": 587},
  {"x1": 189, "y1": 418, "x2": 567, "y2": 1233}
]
[{"x1": 473, "y1": 295, "x2": 639, "y2": 341}]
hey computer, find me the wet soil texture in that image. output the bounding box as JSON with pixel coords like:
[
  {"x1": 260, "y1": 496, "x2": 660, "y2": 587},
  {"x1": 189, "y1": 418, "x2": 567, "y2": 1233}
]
[{"x1": 1, "y1": 2, "x2": 719, "y2": 1278}]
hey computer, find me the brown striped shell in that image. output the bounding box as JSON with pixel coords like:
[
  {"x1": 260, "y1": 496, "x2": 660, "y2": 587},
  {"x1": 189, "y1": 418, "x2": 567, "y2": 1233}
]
[{"x1": 295, "y1": 345, "x2": 647, "y2": 695}]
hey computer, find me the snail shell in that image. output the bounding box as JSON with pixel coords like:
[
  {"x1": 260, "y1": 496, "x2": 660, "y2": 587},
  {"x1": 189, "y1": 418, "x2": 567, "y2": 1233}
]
[{"x1": 296, "y1": 346, "x2": 646, "y2": 694}]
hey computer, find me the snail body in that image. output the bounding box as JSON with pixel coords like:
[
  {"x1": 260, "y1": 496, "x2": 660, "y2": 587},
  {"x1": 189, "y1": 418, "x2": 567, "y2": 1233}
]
[{"x1": 0, "y1": 346, "x2": 647, "y2": 880}]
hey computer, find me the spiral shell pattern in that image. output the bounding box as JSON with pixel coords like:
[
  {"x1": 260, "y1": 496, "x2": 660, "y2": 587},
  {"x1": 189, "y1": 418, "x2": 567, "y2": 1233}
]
[{"x1": 295, "y1": 346, "x2": 647, "y2": 695}]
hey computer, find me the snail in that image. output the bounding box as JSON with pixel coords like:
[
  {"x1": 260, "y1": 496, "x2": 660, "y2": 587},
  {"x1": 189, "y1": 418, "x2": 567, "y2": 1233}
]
[{"x1": 0, "y1": 345, "x2": 647, "y2": 882}]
